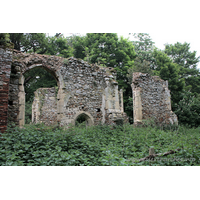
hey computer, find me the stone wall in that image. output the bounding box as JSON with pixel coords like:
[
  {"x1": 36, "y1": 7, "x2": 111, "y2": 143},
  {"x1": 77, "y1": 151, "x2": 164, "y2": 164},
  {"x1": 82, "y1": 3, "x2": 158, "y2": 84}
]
[
  {"x1": 0, "y1": 46, "x2": 12, "y2": 133},
  {"x1": 59, "y1": 58, "x2": 125, "y2": 126},
  {"x1": 131, "y1": 72, "x2": 178, "y2": 125},
  {"x1": 1, "y1": 46, "x2": 179, "y2": 131},
  {"x1": 31, "y1": 58, "x2": 126, "y2": 126},
  {"x1": 8, "y1": 50, "x2": 64, "y2": 128},
  {"x1": 32, "y1": 88, "x2": 57, "y2": 126},
  {"x1": 0, "y1": 48, "x2": 127, "y2": 130}
]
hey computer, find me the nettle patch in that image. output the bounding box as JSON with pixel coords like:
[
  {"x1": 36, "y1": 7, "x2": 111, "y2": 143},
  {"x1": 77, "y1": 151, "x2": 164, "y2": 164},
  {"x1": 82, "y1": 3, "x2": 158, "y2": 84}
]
[{"x1": 0, "y1": 124, "x2": 200, "y2": 166}]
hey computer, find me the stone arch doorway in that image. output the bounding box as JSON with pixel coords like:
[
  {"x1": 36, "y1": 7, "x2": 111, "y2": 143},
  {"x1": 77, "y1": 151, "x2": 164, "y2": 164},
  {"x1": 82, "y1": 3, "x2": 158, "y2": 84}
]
[
  {"x1": 73, "y1": 111, "x2": 94, "y2": 127},
  {"x1": 18, "y1": 65, "x2": 61, "y2": 127},
  {"x1": 7, "y1": 51, "x2": 68, "y2": 129}
]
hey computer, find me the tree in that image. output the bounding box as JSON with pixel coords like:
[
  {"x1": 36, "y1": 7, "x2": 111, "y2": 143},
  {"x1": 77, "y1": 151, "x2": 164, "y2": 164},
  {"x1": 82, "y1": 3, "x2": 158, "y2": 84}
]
[
  {"x1": 69, "y1": 35, "x2": 86, "y2": 59},
  {"x1": 9, "y1": 33, "x2": 49, "y2": 53},
  {"x1": 0, "y1": 33, "x2": 13, "y2": 48},
  {"x1": 127, "y1": 57, "x2": 153, "y2": 85},
  {"x1": 9, "y1": 33, "x2": 24, "y2": 50},
  {"x1": 24, "y1": 67, "x2": 57, "y2": 102},
  {"x1": 164, "y1": 42, "x2": 200, "y2": 95},
  {"x1": 164, "y1": 42, "x2": 200, "y2": 72},
  {"x1": 82, "y1": 33, "x2": 136, "y2": 85},
  {"x1": 174, "y1": 91, "x2": 200, "y2": 127},
  {"x1": 44, "y1": 34, "x2": 74, "y2": 58},
  {"x1": 22, "y1": 33, "x2": 49, "y2": 53},
  {"x1": 131, "y1": 33, "x2": 156, "y2": 71}
]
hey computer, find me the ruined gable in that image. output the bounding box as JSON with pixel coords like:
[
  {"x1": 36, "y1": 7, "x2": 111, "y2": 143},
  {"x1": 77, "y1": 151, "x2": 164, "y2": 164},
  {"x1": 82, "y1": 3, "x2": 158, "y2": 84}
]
[{"x1": 131, "y1": 72, "x2": 178, "y2": 125}]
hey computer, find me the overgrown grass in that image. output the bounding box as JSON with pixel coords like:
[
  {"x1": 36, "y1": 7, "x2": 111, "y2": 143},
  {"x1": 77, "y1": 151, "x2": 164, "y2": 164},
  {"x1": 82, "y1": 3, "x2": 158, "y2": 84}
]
[{"x1": 0, "y1": 123, "x2": 200, "y2": 166}]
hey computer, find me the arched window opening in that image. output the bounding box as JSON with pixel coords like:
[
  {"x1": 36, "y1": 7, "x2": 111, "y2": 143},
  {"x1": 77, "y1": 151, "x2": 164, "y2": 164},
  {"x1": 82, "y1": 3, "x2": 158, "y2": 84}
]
[
  {"x1": 75, "y1": 113, "x2": 89, "y2": 127},
  {"x1": 24, "y1": 67, "x2": 58, "y2": 125}
]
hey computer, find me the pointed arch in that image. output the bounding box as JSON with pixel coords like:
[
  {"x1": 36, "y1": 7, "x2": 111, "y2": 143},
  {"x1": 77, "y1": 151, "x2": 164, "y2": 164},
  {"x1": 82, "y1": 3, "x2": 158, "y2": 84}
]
[{"x1": 72, "y1": 111, "x2": 94, "y2": 126}]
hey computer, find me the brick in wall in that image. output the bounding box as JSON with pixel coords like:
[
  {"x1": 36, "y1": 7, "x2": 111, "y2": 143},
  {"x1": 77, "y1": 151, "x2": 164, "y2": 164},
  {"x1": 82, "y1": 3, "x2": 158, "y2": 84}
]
[{"x1": 0, "y1": 46, "x2": 12, "y2": 133}]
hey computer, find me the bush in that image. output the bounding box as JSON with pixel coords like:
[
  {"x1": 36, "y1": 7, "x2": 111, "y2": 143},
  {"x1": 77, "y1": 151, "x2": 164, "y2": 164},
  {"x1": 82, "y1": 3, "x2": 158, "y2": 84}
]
[
  {"x1": 0, "y1": 33, "x2": 13, "y2": 48},
  {"x1": 174, "y1": 91, "x2": 200, "y2": 128}
]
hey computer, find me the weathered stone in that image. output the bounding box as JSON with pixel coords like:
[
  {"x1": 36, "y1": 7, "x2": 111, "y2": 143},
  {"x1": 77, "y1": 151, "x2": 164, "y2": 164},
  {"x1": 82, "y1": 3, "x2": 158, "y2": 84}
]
[
  {"x1": 32, "y1": 88, "x2": 57, "y2": 126},
  {"x1": 0, "y1": 48, "x2": 126, "y2": 131},
  {"x1": 0, "y1": 46, "x2": 12, "y2": 133},
  {"x1": 131, "y1": 72, "x2": 178, "y2": 125}
]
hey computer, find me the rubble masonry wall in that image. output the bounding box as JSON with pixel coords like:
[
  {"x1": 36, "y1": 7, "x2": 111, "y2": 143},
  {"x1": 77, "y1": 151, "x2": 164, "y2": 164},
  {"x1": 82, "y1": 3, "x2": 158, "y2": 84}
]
[
  {"x1": 131, "y1": 72, "x2": 178, "y2": 125},
  {"x1": 0, "y1": 46, "x2": 12, "y2": 133}
]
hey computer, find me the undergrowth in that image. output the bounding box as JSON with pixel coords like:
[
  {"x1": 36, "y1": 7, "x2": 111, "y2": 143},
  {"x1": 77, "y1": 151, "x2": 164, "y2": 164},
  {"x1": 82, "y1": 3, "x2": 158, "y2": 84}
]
[{"x1": 0, "y1": 123, "x2": 199, "y2": 166}]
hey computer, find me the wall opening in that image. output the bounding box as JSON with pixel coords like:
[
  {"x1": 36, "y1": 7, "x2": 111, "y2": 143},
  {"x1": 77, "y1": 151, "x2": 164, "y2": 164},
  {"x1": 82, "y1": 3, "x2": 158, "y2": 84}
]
[
  {"x1": 23, "y1": 66, "x2": 58, "y2": 125},
  {"x1": 76, "y1": 113, "x2": 88, "y2": 127},
  {"x1": 74, "y1": 111, "x2": 94, "y2": 127},
  {"x1": 96, "y1": 108, "x2": 101, "y2": 112},
  {"x1": 123, "y1": 88, "x2": 133, "y2": 124}
]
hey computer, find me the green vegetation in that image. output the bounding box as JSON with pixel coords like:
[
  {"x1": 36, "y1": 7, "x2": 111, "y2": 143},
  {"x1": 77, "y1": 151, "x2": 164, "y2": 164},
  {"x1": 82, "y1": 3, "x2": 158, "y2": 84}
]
[
  {"x1": 0, "y1": 123, "x2": 199, "y2": 166},
  {"x1": 0, "y1": 33, "x2": 14, "y2": 48}
]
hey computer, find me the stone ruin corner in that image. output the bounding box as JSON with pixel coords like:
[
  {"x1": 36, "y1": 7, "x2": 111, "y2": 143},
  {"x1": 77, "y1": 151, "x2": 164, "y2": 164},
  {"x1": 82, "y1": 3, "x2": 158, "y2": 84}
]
[{"x1": 131, "y1": 72, "x2": 178, "y2": 126}]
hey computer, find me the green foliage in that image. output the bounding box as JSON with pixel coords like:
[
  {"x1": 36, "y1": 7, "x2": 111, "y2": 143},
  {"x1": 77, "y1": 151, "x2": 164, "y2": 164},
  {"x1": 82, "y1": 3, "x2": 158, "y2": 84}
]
[
  {"x1": 9, "y1": 33, "x2": 74, "y2": 57},
  {"x1": 164, "y1": 42, "x2": 200, "y2": 72},
  {"x1": 0, "y1": 33, "x2": 10, "y2": 45},
  {"x1": 24, "y1": 67, "x2": 57, "y2": 103},
  {"x1": 185, "y1": 75, "x2": 200, "y2": 94},
  {"x1": 23, "y1": 33, "x2": 48, "y2": 53},
  {"x1": 127, "y1": 57, "x2": 153, "y2": 84},
  {"x1": 1, "y1": 124, "x2": 199, "y2": 166},
  {"x1": 164, "y1": 42, "x2": 200, "y2": 95},
  {"x1": 174, "y1": 91, "x2": 200, "y2": 127},
  {"x1": 45, "y1": 34, "x2": 74, "y2": 58},
  {"x1": 123, "y1": 97, "x2": 133, "y2": 124},
  {"x1": 0, "y1": 33, "x2": 13, "y2": 48},
  {"x1": 69, "y1": 35, "x2": 86, "y2": 59},
  {"x1": 9, "y1": 33, "x2": 24, "y2": 50},
  {"x1": 83, "y1": 33, "x2": 136, "y2": 85},
  {"x1": 131, "y1": 33, "x2": 156, "y2": 70},
  {"x1": 9, "y1": 33, "x2": 49, "y2": 53},
  {"x1": 25, "y1": 100, "x2": 32, "y2": 124}
]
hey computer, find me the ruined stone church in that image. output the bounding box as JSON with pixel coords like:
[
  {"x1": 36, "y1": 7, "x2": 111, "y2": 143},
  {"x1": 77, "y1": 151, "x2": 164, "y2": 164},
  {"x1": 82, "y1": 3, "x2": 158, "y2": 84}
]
[{"x1": 0, "y1": 46, "x2": 177, "y2": 133}]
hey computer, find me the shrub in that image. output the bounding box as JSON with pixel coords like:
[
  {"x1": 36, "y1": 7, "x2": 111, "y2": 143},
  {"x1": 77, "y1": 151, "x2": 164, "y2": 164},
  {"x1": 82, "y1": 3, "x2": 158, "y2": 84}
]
[{"x1": 174, "y1": 91, "x2": 200, "y2": 128}]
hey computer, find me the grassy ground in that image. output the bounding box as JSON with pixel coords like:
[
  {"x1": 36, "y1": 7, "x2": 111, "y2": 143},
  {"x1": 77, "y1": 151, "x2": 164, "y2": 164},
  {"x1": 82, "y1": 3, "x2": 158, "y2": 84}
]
[{"x1": 0, "y1": 123, "x2": 200, "y2": 166}]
